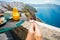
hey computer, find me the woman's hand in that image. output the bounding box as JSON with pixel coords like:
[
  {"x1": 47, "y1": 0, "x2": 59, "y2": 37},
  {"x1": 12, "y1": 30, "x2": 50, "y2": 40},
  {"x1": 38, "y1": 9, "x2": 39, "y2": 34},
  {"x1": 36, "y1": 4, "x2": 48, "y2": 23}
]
[
  {"x1": 26, "y1": 22, "x2": 35, "y2": 40},
  {"x1": 26, "y1": 21, "x2": 43, "y2": 40}
]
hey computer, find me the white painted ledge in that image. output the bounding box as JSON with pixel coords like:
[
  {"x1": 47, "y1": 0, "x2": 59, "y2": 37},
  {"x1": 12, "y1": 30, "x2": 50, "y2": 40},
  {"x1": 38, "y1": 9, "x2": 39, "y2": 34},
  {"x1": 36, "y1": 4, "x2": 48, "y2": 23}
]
[
  {"x1": 23, "y1": 20, "x2": 60, "y2": 40},
  {"x1": 35, "y1": 21, "x2": 60, "y2": 32}
]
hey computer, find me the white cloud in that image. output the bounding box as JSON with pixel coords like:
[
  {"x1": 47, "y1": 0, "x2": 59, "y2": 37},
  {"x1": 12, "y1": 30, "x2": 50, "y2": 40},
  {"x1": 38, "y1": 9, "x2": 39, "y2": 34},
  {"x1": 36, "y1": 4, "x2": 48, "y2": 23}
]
[
  {"x1": 0, "y1": 0, "x2": 60, "y2": 5},
  {"x1": 11, "y1": 0, "x2": 60, "y2": 5}
]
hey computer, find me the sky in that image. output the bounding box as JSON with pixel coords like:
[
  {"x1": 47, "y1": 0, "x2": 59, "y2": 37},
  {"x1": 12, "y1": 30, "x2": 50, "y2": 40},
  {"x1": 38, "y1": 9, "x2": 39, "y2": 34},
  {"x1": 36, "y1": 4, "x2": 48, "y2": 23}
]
[{"x1": 0, "y1": 0, "x2": 60, "y2": 5}]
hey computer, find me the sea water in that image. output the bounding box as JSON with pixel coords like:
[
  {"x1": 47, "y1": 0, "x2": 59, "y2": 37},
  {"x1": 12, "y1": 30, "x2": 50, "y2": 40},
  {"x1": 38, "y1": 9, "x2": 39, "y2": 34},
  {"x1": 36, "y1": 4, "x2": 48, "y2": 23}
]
[{"x1": 33, "y1": 4, "x2": 60, "y2": 28}]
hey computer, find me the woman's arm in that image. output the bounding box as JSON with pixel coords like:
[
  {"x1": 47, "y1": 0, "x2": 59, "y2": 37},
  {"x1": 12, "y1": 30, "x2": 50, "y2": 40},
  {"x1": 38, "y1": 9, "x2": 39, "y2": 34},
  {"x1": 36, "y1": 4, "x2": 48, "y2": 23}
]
[{"x1": 26, "y1": 21, "x2": 43, "y2": 40}]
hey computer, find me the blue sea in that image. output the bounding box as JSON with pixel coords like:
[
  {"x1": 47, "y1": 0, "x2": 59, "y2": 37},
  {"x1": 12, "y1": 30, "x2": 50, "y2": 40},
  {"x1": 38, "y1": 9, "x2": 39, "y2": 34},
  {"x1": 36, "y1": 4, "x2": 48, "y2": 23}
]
[{"x1": 30, "y1": 4, "x2": 60, "y2": 28}]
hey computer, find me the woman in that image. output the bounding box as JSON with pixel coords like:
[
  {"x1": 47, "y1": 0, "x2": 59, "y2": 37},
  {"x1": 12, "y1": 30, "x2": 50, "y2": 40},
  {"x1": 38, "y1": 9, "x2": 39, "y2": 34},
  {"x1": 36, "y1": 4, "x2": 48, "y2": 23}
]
[{"x1": 0, "y1": 13, "x2": 43, "y2": 40}]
